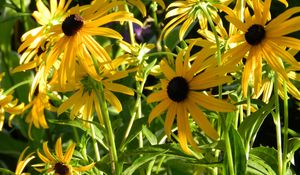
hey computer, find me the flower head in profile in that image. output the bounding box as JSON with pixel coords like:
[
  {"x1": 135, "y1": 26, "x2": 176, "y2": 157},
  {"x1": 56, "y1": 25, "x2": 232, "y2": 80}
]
[
  {"x1": 15, "y1": 147, "x2": 35, "y2": 175},
  {"x1": 34, "y1": 137, "x2": 94, "y2": 175},
  {"x1": 253, "y1": 69, "x2": 300, "y2": 103},
  {"x1": 147, "y1": 43, "x2": 236, "y2": 153},
  {"x1": 24, "y1": 90, "x2": 56, "y2": 139},
  {"x1": 55, "y1": 61, "x2": 134, "y2": 126},
  {"x1": 161, "y1": 0, "x2": 223, "y2": 41},
  {"x1": 0, "y1": 74, "x2": 25, "y2": 131},
  {"x1": 223, "y1": 0, "x2": 300, "y2": 97}
]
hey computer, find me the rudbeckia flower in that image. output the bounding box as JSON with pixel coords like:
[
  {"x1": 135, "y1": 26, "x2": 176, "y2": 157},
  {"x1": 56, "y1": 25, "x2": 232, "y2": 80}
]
[
  {"x1": 24, "y1": 91, "x2": 56, "y2": 139},
  {"x1": 0, "y1": 85, "x2": 24, "y2": 131},
  {"x1": 147, "y1": 43, "x2": 236, "y2": 153},
  {"x1": 34, "y1": 137, "x2": 94, "y2": 175},
  {"x1": 44, "y1": 0, "x2": 142, "y2": 89},
  {"x1": 253, "y1": 69, "x2": 300, "y2": 103},
  {"x1": 15, "y1": 147, "x2": 35, "y2": 175},
  {"x1": 17, "y1": 0, "x2": 72, "y2": 70},
  {"x1": 54, "y1": 62, "x2": 134, "y2": 126},
  {"x1": 161, "y1": 0, "x2": 223, "y2": 41},
  {"x1": 222, "y1": 0, "x2": 300, "y2": 97}
]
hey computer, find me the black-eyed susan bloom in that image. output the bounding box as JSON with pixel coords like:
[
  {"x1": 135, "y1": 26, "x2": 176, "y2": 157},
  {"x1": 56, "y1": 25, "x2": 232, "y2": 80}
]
[
  {"x1": 253, "y1": 69, "x2": 300, "y2": 103},
  {"x1": 34, "y1": 137, "x2": 94, "y2": 175},
  {"x1": 17, "y1": 0, "x2": 72, "y2": 70},
  {"x1": 147, "y1": 44, "x2": 236, "y2": 153},
  {"x1": 24, "y1": 91, "x2": 56, "y2": 139},
  {"x1": 162, "y1": 0, "x2": 225, "y2": 41},
  {"x1": 223, "y1": 0, "x2": 300, "y2": 97},
  {"x1": 44, "y1": 0, "x2": 142, "y2": 89}
]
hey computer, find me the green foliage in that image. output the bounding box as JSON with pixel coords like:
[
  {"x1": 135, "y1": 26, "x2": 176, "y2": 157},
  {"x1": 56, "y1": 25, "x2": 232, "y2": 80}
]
[{"x1": 1, "y1": 0, "x2": 300, "y2": 175}]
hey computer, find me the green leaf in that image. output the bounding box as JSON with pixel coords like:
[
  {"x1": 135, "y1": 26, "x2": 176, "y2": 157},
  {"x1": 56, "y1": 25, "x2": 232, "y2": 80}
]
[
  {"x1": 164, "y1": 22, "x2": 196, "y2": 51},
  {"x1": 118, "y1": 117, "x2": 148, "y2": 151},
  {"x1": 238, "y1": 96, "x2": 275, "y2": 147},
  {"x1": 247, "y1": 154, "x2": 276, "y2": 175},
  {"x1": 224, "y1": 126, "x2": 247, "y2": 175},
  {"x1": 0, "y1": 168, "x2": 14, "y2": 175},
  {"x1": 287, "y1": 138, "x2": 300, "y2": 162},
  {"x1": 95, "y1": 155, "x2": 112, "y2": 175},
  {"x1": 248, "y1": 147, "x2": 278, "y2": 174},
  {"x1": 143, "y1": 58, "x2": 157, "y2": 77},
  {"x1": 142, "y1": 125, "x2": 157, "y2": 145},
  {"x1": 48, "y1": 119, "x2": 108, "y2": 150},
  {"x1": 123, "y1": 150, "x2": 167, "y2": 175}
]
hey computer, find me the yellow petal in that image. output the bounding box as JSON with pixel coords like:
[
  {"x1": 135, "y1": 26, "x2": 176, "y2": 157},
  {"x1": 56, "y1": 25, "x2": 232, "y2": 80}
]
[
  {"x1": 189, "y1": 92, "x2": 236, "y2": 112},
  {"x1": 148, "y1": 99, "x2": 171, "y2": 123},
  {"x1": 147, "y1": 91, "x2": 167, "y2": 103},
  {"x1": 73, "y1": 162, "x2": 95, "y2": 172},
  {"x1": 160, "y1": 60, "x2": 176, "y2": 80},
  {"x1": 164, "y1": 102, "x2": 176, "y2": 137},
  {"x1": 176, "y1": 104, "x2": 190, "y2": 154},
  {"x1": 104, "y1": 82, "x2": 134, "y2": 96},
  {"x1": 63, "y1": 143, "x2": 75, "y2": 163},
  {"x1": 127, "y1": 0, "x2": 147, "y2": 17},
  {"x1": 55, "y1": 137, "x2": 64, "y2": 161},
  {"x1": 186, "y1": 100, "x2": 219, "y2": 140},
  {"x1": 42, "y1": 141, "x2": 56, "y2": 162},
  {"x1": 104, "y1": 90, "x2": 122, "y2": 113}
]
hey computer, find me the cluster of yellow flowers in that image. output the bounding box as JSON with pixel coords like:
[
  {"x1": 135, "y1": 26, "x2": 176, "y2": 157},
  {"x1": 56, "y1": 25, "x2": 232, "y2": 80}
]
[{"x1": 1, "y1": 0, "x2": 300, "y2": 174}]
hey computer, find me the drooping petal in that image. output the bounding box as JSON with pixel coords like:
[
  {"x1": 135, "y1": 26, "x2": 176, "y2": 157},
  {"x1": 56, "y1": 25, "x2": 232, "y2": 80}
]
[
  {"x1": 185, "y1": 99, "x2": 219, "y2": 140},
  {"x1": 164, "y1": 102, "x2": 177, "y2": 136},
  {"x1": 148, "y1": 99, "x2": 171, "y2": 123}
]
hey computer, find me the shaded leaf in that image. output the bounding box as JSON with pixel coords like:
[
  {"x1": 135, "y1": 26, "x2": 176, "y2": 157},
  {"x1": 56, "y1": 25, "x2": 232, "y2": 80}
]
[{"x1": 238, "y1": 96, "x2": 275, "y2": 147}]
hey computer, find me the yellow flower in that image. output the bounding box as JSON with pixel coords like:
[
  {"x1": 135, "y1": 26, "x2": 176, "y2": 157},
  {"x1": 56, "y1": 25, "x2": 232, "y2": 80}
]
[
  {"x1": 55, "y1": 62, "x2": 134, "y2": 126},
  {"x1": 24, "y1": 91, "x2": 56, "y2": 139},
  {"x1": 34, "y1": 137, "x2": 94, "y2": 175},
  {"x1": 147, "y1": 43, "x2": 236, "y2": 153},
  {"x1": 0, "y1": 90, "x2": 24, "y2": 131},
  {"x1": 17, "y1": 0, "x2": 72, "y2": 71},
  {"x1": 44, "y1": 0, "x2": 142, "y2": 89},
  {"x1": 254, "y1": 69, "x2": 300, "y2": 102},
  {"x1": 223, "y1": 0, "x2": 300, "y2": 97},
  {"x1": 15, "y1": 147, "x2": 35, "y2": 175},
  {"x1": 161, "y1": 0, "x2": 222, "y2": 41}
]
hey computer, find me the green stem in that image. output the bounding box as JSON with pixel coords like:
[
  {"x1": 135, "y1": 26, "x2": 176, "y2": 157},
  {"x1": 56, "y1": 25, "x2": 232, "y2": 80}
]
[
  {"x1": 274, "y1": 74, "x2": 283, "y2": 175},
  {"x1": 91, "y1": 124, "x2": 101, "y2": 162},
  {"x1": 146, "y1": 159, "x2": 155, "y2": 175},
  {"x1": 124, "y1": 3, "x2": 136, "y2": 45},
  {"x1": 72, "y1": 127, "x2": 80, "y2": 144},
  {"x1": 3, "y1": 79, "x2": 31, "y2": 95},
  {"x1": 203, "y1": 5, "x2": 223, "y2": 175},
  {"x1": 137, "y1": 86, "x2": 143, "y2": 148},
  {"x1": 145, "y1": 52, "x2": 177, "y2": 58},
  {"x1": 224, "y1": 129, "x2": 235, "y2": 175},
  {"x1": 20, "y1": 0, "x2": 29, "y2": 31},
  {"x1": 282, "y1": 80, "x2": 289, "y2": 174},
  {"x1": 246, "y1": 88, "x2": 251, "y2": 117},
  {"x1": 94, "y1": 82, "x2": 119, "y2": 175},
  {"x1": 202, "y1": 6, "x2": 221, "y2": 65},
  {"x1": 150, "y1": 2, "x2": 158, "y2": 28}
]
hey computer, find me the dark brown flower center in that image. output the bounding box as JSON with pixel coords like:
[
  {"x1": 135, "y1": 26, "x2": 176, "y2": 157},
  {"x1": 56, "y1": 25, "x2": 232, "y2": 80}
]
[
  {"x1": 54, "y1": 162, "x2": 69, "y2": 175},
  {"x1": 245, "y1": 24, "x2": 265, "y2": 45},
  {"x1": 62, "y1": 14, "x2": 84, "y2": 36},
  {"x1": 167, "y1": 76, "x2": 189, "y2": 102}
]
